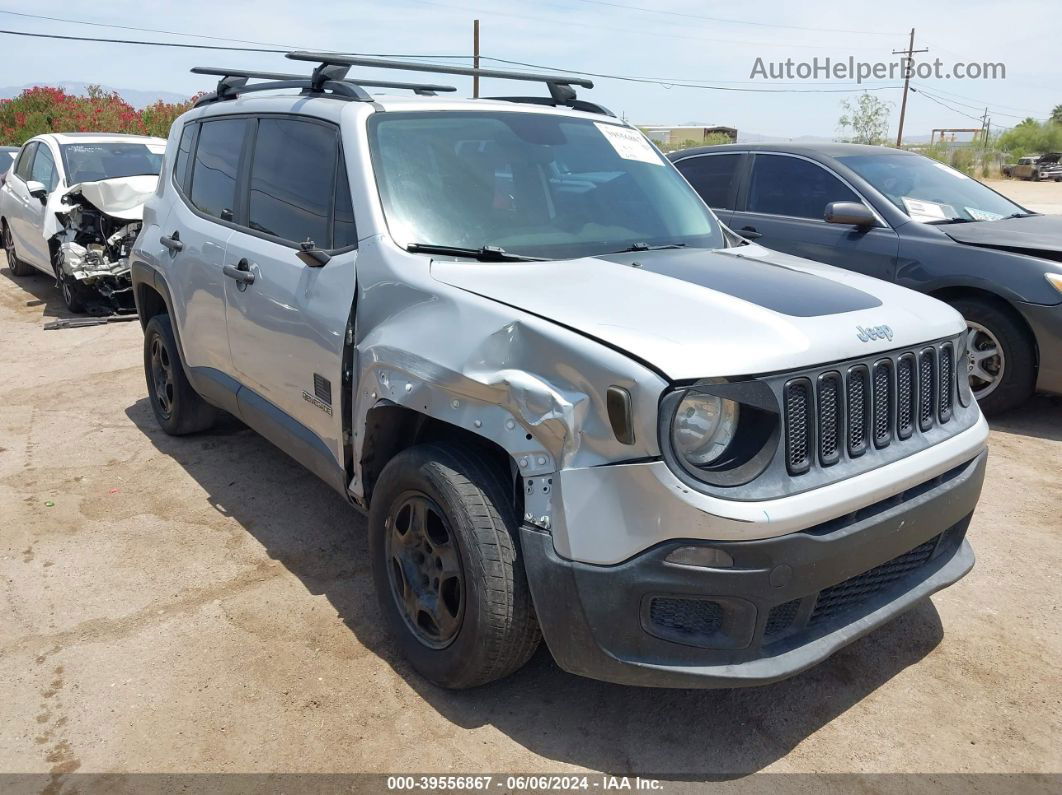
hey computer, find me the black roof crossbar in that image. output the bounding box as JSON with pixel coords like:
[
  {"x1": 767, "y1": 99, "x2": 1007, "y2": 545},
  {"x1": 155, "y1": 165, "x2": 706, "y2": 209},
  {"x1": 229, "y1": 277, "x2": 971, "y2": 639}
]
[
  {"x1": 190, "y1": 66, "x2": 457, "y2": 106},
  {"x1": 286, "y1": 52, "x2": 595, "y2": 108},
  {"x1": 486, "y1": 96, "x2": 615, "y2": 117}
]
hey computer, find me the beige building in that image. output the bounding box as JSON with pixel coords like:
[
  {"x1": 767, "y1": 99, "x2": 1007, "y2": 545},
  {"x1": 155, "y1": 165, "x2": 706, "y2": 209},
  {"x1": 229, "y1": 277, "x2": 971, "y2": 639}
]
[{"x1": 641, "y1": 125, "x2": 738, "y2": 145}]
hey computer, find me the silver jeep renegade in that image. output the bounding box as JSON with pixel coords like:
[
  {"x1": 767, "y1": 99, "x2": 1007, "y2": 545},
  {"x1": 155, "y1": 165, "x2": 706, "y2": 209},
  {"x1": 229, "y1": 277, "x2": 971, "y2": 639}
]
[{"x1": 131, "y1": 54, "x2": 989, "y2": 689}]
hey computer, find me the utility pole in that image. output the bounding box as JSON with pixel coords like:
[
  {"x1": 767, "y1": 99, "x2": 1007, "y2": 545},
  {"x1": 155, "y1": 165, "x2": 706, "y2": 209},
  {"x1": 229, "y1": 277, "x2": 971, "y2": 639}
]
[
  {"x1": 980, "y1": 107, "x2": 990, "y2": 147},
  {"x1": 473, "y1": 19, "x2": 480, "y2": 98},
  {"x1": 893, "y1": 28, "x2": 929, "y2": 148}
]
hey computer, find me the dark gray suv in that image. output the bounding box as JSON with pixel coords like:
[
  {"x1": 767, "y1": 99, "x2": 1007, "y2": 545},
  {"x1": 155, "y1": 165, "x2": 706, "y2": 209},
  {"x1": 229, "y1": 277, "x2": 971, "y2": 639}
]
[{"x1": 669, "y1": 142, "x2": 1062, "y2": 415}]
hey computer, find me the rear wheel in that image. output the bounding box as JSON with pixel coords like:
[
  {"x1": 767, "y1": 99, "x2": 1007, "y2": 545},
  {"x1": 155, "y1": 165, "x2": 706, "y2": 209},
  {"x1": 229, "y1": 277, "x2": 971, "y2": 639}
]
[
  {"x1": 3, "y1": 222, "x2": 34, "y2": 277},
  {"x1": 143, "y1": 314, "x2": 216, "y2": 435},
  {"x1": 369, "y1": 444, "x2": 540, "y2": 688},
  {"x1": 952, "y1": 297, "x2": 1036, "y2": 415}
]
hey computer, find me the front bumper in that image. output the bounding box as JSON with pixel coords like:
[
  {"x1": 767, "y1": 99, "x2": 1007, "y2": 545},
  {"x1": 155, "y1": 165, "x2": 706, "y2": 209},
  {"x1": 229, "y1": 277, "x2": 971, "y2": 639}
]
[
  {"x1": 1018, "y1": 301, "x2": 1062, "y2": 395},
  {"x1": 523, "y1": 450, "x2": 986, "y2": 689}
]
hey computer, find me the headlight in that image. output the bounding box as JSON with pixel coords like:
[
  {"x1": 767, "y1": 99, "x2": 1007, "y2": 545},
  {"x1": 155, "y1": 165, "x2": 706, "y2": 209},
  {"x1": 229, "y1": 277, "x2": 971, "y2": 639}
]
[
  {"x1": 1046, "y1": 273, "x2": 1062, "y2": 296},
  {"x1": 672, "y1": 392, "x2": 739, "y2": 466}
]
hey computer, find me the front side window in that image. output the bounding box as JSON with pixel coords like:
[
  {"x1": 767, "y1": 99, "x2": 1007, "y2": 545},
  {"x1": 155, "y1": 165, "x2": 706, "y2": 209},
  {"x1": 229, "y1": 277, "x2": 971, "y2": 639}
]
[
  {"x1": 674, "y1": 153, "x2": 741, "y2": 210},
  {"x1": 190, "y1": 119, "x2": 247, "y2": 222},
  {"x1": 840, "y1": 153, "x2": 1024, "y2": 223},
  {"x1": 368, "y1": 112, "x2": 723, "y2": 260},
  {"x1": 747, "y1": 154, "x2": 859, "y2": 219},
  {"x1": 14, "y1": 143, "x2": 36, "y2": 181},
  {"x1": 247, "y1": 118, "x2": 336, "y2": 246},
  {"x1": 59, "y1": 142, "x2": 163, "y2": 184},
  {"x1": 30, "y1": 145, "x2": 59, "y2": 192}
]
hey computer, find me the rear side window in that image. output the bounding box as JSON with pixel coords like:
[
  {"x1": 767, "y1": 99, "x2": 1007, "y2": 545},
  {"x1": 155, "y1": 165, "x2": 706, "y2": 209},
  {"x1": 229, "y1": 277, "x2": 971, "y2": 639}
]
[
  {"x1": 172, "y1": 123, "x2": 195, "y2": 193},
  {"x1": 190, "y1": 118, "x2": 246, "y2": 222},
  {"x1": 14, "y1": 143, "x2": 36, "y2": 180},
  {"x1": 674, "y1": 153, "x2": 741, "y2": 210},
  {"x1": 747, "y1": 154, "x2": 858, "y2": 219},
  {"x1": 247, "y1": 118, "x2": 336, "y2": 246},
  {"x1": 30, "y1": 145, "x2": 59, "y2": 192},
  {"x1": 332, "y1": 153, "x2": 357, "y2": 249}
]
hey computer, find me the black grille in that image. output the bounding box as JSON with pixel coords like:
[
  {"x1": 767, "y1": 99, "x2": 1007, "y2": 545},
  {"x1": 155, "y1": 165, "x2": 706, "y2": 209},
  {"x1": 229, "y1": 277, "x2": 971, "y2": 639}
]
[
  {"x1": 872, "y1": 360, "x2": 892, "y2": 448},
  {"x1": 648, "y1": 597, "x2": 722, "y2": 641},
  {"x1": 764, "y1": 599, "x2": 800, "y2": 637},
  {"x1": 784, "y1": 379, "x2": 813, "y2": 474},
  {"x1": 939, "y1": 344, "x2": 953, "y2": 423},
  {"x1": 847, "y1": 365, "x2": 869, "y2": 457},
  {"x1": 808, "y1": 535, "x2": 940, "y2": 627},
  {"x1": 918, "y1": 348, "x2": 936, "y2": 432},
  {"x1": 896, "y1": 354, "x2": 915, "y2": 440},
  {"x1": 817, "y1": 372, "x2": 842, "y2": 466},
  {"x1": 783, "y1": 339, "x2": 961, "y2": 478}
]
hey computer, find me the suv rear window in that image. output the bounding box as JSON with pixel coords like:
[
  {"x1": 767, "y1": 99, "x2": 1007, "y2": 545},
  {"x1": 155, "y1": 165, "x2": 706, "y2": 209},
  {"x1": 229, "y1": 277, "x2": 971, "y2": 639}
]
[
  {"x1": 190, "y1": 119, "x2": 247, "y2": 222},
  {"x1": 247, "y1": 118, "x2": 337, "y2": 246}
]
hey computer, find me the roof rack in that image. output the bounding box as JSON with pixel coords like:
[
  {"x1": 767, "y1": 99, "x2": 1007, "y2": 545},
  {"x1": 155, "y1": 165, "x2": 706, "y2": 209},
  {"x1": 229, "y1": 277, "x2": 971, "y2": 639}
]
[
  {"x1": 190, "y1": 65, "x2": 457, "y2": 106},
  {"x1": 286, "y1": 52, "x2": 601, "y2": 111}
]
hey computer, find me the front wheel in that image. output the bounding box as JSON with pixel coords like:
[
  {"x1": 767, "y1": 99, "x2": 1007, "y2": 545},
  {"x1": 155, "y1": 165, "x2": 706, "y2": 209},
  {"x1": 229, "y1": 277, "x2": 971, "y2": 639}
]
[
  {"x1": 953, "y1": 297, "x2": 1036, "y2": 415},
  {"x1": 60, "y1": 275, "x2": 87, "y2": 313},
  {"x1": 369, "y1": 444, "x2": 541, "y2": 688}
]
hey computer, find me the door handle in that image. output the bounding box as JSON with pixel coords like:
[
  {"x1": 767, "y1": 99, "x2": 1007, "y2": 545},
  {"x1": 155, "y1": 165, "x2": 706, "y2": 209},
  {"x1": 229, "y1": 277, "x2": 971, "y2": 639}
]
[
  {"x1": 160, "y1": 231, "x2": 184, "y2": 253},
  {"x1": 739, "y1": 226, "x2": 763, "y2": 240},
  {"x1": 223, "y1": 258, "x2": 255, "y2": 285}
]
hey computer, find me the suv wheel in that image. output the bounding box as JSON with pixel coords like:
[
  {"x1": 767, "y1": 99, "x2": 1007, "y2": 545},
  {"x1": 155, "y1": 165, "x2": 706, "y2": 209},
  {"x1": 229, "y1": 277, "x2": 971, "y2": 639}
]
[
  {"x1": 143, "y1": 314, "x2": 216, "y2": 435},
  {"x1": 3, "y1": 222, "x2": 34, "y2": 277},
  {"x1": 953, "y1": 297, "x2": 1036, "y2": 415},
  {"x1": 369, "y1": 444, "x2": 541, "y2": 688}
]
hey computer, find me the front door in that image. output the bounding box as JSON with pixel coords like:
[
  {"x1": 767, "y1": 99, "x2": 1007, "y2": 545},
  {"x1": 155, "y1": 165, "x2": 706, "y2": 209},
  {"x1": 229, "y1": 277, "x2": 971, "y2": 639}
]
[
  {"x1": 730, "y1": 153, "x2": 899, "y2": 281},
  {"x1": 222, "y1": 116, "x2": 358, "y2": 461}
]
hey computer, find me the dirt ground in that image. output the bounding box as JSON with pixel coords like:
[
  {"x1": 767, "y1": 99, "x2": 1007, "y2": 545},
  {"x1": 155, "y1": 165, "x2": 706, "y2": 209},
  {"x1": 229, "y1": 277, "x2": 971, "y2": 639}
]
[
  {"x1": 984, "y1": 178, "x2": 1062, "y2": 215},
  {"x1": 0, "y1": 238, "x2": 1060, "y2": 784}
]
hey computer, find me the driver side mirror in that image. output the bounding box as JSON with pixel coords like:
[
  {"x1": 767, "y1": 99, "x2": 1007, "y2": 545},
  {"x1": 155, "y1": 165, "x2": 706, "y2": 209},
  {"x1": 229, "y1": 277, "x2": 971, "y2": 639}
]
[
  {"x1": 296, "y1": 239, "x2": 331, "y2": 268},
  {"x1": 824, "y1": 201, "x2": 877, "y2": 228},
  {"x1": 26, "y1": 180, "x2": 48, "y2": 202}
]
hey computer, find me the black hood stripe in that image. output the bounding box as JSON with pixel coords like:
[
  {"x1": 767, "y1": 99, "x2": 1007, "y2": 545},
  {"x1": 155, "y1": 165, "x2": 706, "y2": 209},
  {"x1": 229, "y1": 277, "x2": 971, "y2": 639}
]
[{"x1": 594, "y1": 248, "x2": 882, "y2": 317}]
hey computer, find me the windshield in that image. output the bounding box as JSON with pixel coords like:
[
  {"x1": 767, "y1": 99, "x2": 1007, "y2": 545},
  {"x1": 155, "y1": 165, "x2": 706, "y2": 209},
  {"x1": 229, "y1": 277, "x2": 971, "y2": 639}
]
[
  {"x1": 840, "y1": 153, "x2": 1025, "y2": 223},
  {"x1": 60, "y1": 142, "x2": 164, "y2": 185},
  {"x1": 368, "y1": 111, "x2": 723, "y2": 260}
]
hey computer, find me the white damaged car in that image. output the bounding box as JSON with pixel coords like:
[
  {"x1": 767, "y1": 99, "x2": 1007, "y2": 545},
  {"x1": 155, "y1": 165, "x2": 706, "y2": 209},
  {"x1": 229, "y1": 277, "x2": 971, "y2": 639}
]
[{"x1": 1, "y1": 133, "x2": 165, "y2": 313}]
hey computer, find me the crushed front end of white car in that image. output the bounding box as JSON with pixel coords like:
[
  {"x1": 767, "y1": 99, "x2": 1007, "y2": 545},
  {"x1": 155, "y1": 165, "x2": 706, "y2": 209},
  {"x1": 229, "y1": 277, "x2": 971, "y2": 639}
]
[{"x1": 53, "y1": 175, "x2": 156, "y2": 313}]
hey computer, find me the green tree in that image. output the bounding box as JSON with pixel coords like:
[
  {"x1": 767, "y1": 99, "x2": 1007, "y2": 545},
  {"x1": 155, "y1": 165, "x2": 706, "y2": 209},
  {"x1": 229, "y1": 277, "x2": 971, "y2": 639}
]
[
  {"x1": 837, "y1": 93, "x2": 892, "y2": 145},
  {"x1": 1050, "y1": 105, "x2": 1062, "y2": 125},
  {"x1": 998, "y1": 119, "x2": 1062, "y2": 159}
]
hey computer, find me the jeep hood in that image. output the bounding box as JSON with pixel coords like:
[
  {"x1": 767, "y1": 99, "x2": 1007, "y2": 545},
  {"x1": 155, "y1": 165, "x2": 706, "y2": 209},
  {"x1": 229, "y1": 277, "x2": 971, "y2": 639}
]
[
  {"x1": 430, "y1": 244, "x2": 964, "y2": 381},
  {"x1": 943, "y1": 213, "x2": 1062, "y2": 260}
]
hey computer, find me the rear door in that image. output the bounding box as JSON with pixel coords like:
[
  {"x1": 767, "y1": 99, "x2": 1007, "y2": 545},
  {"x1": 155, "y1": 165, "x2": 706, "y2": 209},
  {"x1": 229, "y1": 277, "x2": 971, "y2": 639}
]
[
  {"x1": 222, "y1": 115, "x2": 358, "y2": 462},
  {"x1": 22, "y1": 141, "x2": 62, "y2": 270},
  {"x1": 162, "y1": 117, "x2": 245, "y2": 386},
  {"x1": 729, "y1": 152, "x2": 899, "y2": 281},
  {"x1": 670, "y1": 151, "x2": 746, "y2": 226}
]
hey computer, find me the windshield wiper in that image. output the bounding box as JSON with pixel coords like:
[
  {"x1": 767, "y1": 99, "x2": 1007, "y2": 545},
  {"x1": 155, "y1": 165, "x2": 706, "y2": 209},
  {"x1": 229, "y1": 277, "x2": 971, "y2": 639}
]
[
  {"x1": 405, "y1": 243, "x2": 542, "y2": 262},
  {"x1": 926, "y1": 217, "x2": 978, "y2": 225},
  {"x1": 609, "y1": 242, "x2": 688, "y2": 254},
  {"x1": 999, "y1": 212, "x2": 1039, "y2": 220}
]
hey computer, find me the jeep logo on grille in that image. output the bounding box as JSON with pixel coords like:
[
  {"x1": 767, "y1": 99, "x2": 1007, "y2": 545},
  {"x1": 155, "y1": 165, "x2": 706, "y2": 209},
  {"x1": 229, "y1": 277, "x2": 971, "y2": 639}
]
[{"x1": 856, "y1": 324, "x2": 894, "y2": 343}]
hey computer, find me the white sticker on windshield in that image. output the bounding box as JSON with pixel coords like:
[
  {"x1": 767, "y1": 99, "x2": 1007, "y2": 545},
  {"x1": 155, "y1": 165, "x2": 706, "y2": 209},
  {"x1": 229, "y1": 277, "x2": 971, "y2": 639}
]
[
  {"x1": 594, "y1": 122, "x2": 663, "y2": 166},
  {"x1": 933, "y1": 161, "x2": 969, "y2": 179},
  {"x1": 901, "y1": 196, "x2": 957, "y2": 223},
  {"x1": 965, "y1": 207, "x2": 1004, "y2": 221},
  {"x1": 146, "y1": 144, "x2": 166, "y2": 154}
]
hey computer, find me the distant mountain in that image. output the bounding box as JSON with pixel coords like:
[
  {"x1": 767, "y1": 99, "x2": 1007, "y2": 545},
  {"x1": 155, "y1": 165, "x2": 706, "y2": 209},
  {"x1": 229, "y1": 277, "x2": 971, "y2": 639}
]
[{"x1": 0, "y1": 82, "x2": 189, "y2": 108}]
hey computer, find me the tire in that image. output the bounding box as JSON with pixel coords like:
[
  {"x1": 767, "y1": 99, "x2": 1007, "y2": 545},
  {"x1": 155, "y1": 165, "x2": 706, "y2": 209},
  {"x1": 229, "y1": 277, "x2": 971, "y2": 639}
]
[
  {"x1": 369, "y1": 443, "x2": 541, "y2": 688},
  {"x1": 952, "y1": 297, "x2": 1036, "y2": 415},
  {"x1": 143, "y1": 314, "x2": 216, "y2": 435},
  {"x1": 3, "y1": 221, "x2": 34, "y2": 277},
  {"x1": 60, "y1": 275, "x2": 87, "y2": 314}
]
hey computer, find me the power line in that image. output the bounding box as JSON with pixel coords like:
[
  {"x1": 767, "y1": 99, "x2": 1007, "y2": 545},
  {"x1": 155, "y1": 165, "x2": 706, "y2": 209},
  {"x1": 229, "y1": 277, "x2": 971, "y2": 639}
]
[
  {"x1": 909, "y1": 81, "x2": 1048, "y2": 117},
  {"x1": 562, "y1": 0, "x2": 903, "y2": 37},
  {"x1": 910, "y1": 86, "x2": 996, "y2": 125},
  {"x1": 0, "y1": 29, "x2": 903, "y2": 94}
]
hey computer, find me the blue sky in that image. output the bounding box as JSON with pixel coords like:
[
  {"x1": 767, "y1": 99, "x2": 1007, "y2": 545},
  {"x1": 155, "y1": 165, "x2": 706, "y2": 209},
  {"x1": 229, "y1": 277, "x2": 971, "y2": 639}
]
[{"x1": 0, "y1": 0, "x2": 1057, "y2": 138}]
